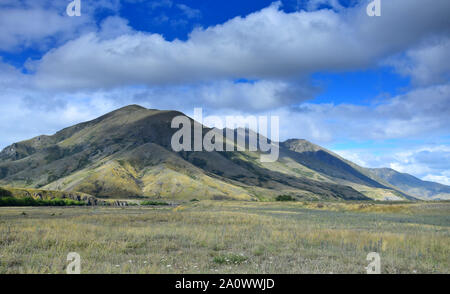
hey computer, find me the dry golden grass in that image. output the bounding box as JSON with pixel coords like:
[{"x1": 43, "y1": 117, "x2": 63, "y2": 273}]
[{"x1": 0, "y1": 201, "x2": 448, "y2": 274}]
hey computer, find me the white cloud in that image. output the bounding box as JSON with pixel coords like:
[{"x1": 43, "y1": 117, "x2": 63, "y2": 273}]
[
  {"x1": 0, "y1": 0, "x2": 120, "y2": 52},
  {"x1": 130, "y1": 79, "x2": 318, "y2": 112},
  {"x1": 278, "y1": 84, "x2": 450, "y2": 142},
  {"x1": 388, "y1": 146, "x2": 450, "y2": 185},
  {"x1": 29, "y1": 0, "x2": 450, "y2": 90},
  {"x1": 423, "y1": 173, "x2": 450, "y2": 186},
  {"x1": 0, "y1": 86, "x2": 131, "y2": 148},
  {"x1": 0, "y1": 58, "x2": 30, "y2": 88},
  {"x1": 176, "y1": 4, "x2": 201, "y2": 19},
  {"x1": 98, "y1": 16, "x2": 134, "y2": 40},
  {"x1": 387, "y1": 37, "x2": 450, "y2": 86}
]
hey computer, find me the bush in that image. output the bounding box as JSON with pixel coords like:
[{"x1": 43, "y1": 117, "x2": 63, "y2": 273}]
[
  {"x1": 0, "y1": 197, "x2": 86, "y2": 207},
  {"x1": 276, "y1": 195, "x2": 296, "y2": 202},
  {"x1": 140, "y1": 200, "x2": 170, "y2": 206},
  {"x1": 0, "y1": 187, "x2": 13, "y2": 198}
]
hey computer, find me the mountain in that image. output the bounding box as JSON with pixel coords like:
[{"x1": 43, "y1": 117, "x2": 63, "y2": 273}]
[
  {"x1": 368, "y1": 168, "x2": 450, "y2": 200},
  {"x1": 0, "y1": 105, "x2": 430, "y2": 201}
]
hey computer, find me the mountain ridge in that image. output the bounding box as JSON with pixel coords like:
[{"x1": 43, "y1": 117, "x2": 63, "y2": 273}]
[
  {"x1": 369, "y1": 168, "x2": 450, "y2": 200},
  {"x1": 0, "y1": 105, "x2": 445, "y2": 201}
]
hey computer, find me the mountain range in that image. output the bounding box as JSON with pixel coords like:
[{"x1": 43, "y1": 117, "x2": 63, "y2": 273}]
[{"x1": 1, "y1": 105, "x2": 448, "y2": 201}]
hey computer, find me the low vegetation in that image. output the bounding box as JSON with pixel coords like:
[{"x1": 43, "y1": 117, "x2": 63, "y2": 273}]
[
  {"x1": 0, "y1": 197, "x2": 86, "y2": 207},
  {"x1": 0, "y1": 187, "x2": 12, "y2": 197},
  {"x1": 276, "y1": 195, "x2": 296, "y2": 201},
  {"x1": 0, "y1": 186, "x2": 86, "y2": 206},
  {"x1": 0, "y1": 200, "x2": 448, "y2": 274},
  {"x1": 140, "y1": 200, "x2": 170, "y2": 206}
]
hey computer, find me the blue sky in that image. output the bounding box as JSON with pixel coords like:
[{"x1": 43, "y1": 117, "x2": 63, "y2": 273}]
[{"x1": 0, "y1": 0, "x2": 449, "y2": 184}]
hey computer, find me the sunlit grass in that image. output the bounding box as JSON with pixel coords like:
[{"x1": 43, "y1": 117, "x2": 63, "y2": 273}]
[{"x1": 0, "y1": 201, "x2": 448, "y2": 274}]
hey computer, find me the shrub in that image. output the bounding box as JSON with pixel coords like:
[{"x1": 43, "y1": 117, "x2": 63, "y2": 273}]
[
  {"x1": 140, "y1": 200, "x2": 170, "y2": 206},
  {"x1": 0, "y1": 187, "x2": 13, "y2": 198},
  {"x1": 276, "y1": 195, "x2": 296, "y2": 202},
  {"x1": 0, "y1": 197, "x2": 86, "y2": 207}
]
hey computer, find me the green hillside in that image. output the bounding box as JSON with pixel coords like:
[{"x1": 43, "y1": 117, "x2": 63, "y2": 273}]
[{"x1": 0, "y1": 105, "x2": 426, "y2": 201}]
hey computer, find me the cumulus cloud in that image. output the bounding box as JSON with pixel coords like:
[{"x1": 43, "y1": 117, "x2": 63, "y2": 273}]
[
  {"x1": 279, "y1": 84, "x2": 450, "y2": 142},
  {"x1": 388, "y1": 146, "x2": 450, "y2": 175},
  {"x1": 389, "y1": 146, "x2": 450, "y2": 186},
  {"x1": 130, "y1": 79, "x2": 319, "y2": 112},
  {"x1": 0, "y1": 58, "x2": 30, "y2": 88},
  {"x1": 423, "y1": 173, "x2": 450, "y2": 186},
  {"x1": 0, "y1": 0, "x2": 120, "y2": 52},
  {"x1": 98, "y1": 16, "x2": 134, "y2": 40},
  {"x1": 0, "y1": 86, "x2": 131, "y2": 148},
  {"x1": 3, "y1": 69, "x2": 448, "y2": 149},
  {"x1": 386, "y1": 37, "x2": 450, "y2": 86},
  {"x1": 29, "y1": 0, "x2": 450, "y2": 90}
]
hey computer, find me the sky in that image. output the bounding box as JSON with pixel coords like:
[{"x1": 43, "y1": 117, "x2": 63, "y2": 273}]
[{"x1": 0, "y1": 0, "x2": 449, "y2": 185}]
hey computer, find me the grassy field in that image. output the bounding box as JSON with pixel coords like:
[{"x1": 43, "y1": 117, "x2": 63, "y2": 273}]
[{"x1": 0, "y1": 201, "x2": 449, "y2": 274}]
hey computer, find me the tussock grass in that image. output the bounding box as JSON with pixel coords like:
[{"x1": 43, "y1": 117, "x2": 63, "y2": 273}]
[{"x1": 0, "y1": 201, "x2": 448, "y2": 274}]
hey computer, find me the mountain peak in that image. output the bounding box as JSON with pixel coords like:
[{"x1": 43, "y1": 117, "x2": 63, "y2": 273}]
[
  {"x1": 118, "y1": 104, "x2": 147, "y2": 111},
  {"x1": 104, "y1": 104, "x2": 148, "y2": 116},
  {"x1": 282, "y1": 139, "x2": 322, "y2": 152}
]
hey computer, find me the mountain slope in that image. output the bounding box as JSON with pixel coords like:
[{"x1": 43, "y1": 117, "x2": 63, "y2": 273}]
[
  {"x1": 281, "y1": 139, "x2": 388, "y2": 188},
  {"x1": 0, "y1": 105, "x2": 426, "y2": 201},
  {"x1": 0, "y1": 105, "x2": 256, "y2": 200},
  {"x1": 264, "y1": 139, "x2": 413, "y2": 200},
  {"x1": 368, "y1": 168, "x2": 450, "y2": 200}
]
